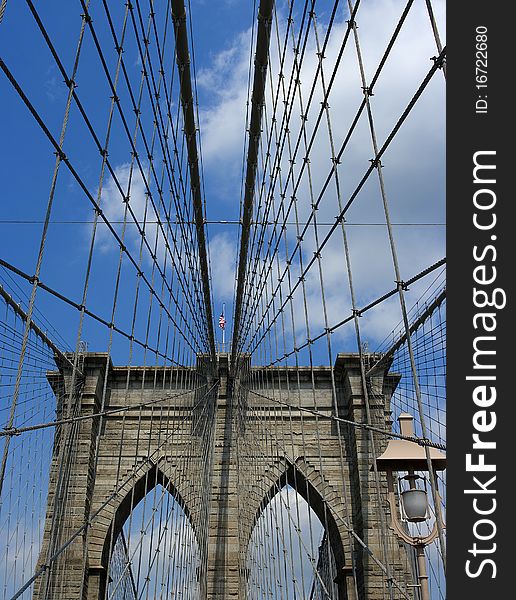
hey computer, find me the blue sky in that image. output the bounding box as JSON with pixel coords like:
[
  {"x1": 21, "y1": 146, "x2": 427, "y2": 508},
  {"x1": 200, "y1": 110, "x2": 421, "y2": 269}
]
[
  {"x1": 0, "y1": 2, "x2": 446, "y2": 597},
  {"x1": 0, "y1": 0, "x2": 445, "y2": 367}
]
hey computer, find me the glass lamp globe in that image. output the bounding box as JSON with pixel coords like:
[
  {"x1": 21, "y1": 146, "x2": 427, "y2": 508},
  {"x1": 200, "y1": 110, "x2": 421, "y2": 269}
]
[{"x1": 401, "y1": 488, "x2": 428, "y2": 523}]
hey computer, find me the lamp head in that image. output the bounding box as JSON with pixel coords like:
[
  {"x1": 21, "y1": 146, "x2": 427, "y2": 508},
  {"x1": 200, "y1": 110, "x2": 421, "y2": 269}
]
[
  {"x1": 375, "y1": 413, "x2": 446, "y2": 472},
  {"x1": 400, "y1": 474, "x2": 429, "y2": 522}
]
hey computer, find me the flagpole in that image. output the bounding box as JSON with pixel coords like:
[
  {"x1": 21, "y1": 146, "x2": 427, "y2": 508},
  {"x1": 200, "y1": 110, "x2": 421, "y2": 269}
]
[{"x1": 222, "y1": 302, "x2": 225, "y2": 352}]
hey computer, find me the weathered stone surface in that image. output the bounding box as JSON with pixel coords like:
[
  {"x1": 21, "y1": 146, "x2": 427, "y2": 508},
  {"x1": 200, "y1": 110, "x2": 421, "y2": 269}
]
[{"x1": 34, "y1": 353, "x2": 413, "y2": 600}]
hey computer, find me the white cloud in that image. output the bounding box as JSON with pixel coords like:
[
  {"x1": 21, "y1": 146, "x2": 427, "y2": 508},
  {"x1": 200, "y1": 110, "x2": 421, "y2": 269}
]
[
  {"x1": 119, "y1": 485, "x2": 201, "y2": 598},
  {"x1": 45, "y1": 65, "x2": 66, "y2": 103},
  {"x1": 208, "y1": 231, "x2": 238, "y2": 301},
  {"x1": 199, "y1": 0, "x2": 445, "y2": 352},
  {"x1": 197, "y1": 29, "x2": 253, "y2": 192},
  {"x1": 248, "y1": 485, "x2": 326, "y2": 597},
  {"x1": 94, "y1": 162, "x2": 187, "y2": 277},
  {"x1": 91, "y1": 1, "x2": 446, "y2": 354},
  {"x1": 95, "y1": 162, "x2": 150, "y2": 253}
]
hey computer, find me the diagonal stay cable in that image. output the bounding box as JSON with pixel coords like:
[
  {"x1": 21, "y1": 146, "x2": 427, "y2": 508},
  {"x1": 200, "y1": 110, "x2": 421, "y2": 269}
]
[
  {"x1": 231, "y1": 0, "x2": 275, "y2": 370},
  {"x1": 171, "y1": 0, "x2": 216, "y2": 361},
  {"x1": 240, "y1": 399, "x2": 413, "y2": 600},
  {"x1": 245, "y1": 387, "x2": 446, "y2": 450},
  {"x1": 233, "y1": 0, "x2": 359, "y2": 356},
  {"x1": 0, "y1": 57, "x2": 205, "y2": 358},
  {"x1": 8, "y1": 381, "x2": 218, "y2": 600},
  {"x1": 100, "y1": 0, "x2": 211, "y2": 352},
  {"x1": 234, "y1": 0, "x2": 428, "y2": 358},
  {"x1": 0, "y1": 285, "x2": 77, "y2": 374},
  {"x1": 0, "y1": 257, "x2": 193, "y2": 366},
  {"x1": 254, "y1": 258, "x2": 445, "y2": 366},
  {"x1": 24, "y1": 0, "x2": 211, "y2": 355},
  {"x1": 242, "y1": 50, "x2": 446, "y2": 357},
  {"x1": 0, "y1": 384, "x2": 208, "y2": 438},
  {"x1": 366, "y1": 287, "x2": 446, "y2": 378}
]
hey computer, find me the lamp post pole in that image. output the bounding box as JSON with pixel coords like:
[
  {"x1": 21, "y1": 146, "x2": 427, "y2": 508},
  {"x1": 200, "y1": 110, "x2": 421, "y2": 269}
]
[
  {"x1": 375, "y1": 413, "x2": 446, "y2": 600},
  {"x1": 415, "y1": 545, "x2": 430, "y2": 600}
]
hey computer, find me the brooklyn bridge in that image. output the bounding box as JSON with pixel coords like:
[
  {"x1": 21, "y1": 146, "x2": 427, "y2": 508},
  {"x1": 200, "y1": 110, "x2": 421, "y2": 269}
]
[{"x1": 0, "y1": 0, "x2": 446, "y2": 598}]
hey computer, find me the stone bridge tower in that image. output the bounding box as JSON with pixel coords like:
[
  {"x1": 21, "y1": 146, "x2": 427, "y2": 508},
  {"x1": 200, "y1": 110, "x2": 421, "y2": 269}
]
[{"x1": 33, "y1": 352, "x2": 412, "y2": 600}]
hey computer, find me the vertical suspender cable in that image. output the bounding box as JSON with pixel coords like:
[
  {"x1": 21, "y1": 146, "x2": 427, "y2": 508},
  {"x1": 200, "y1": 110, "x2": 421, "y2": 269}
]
[
  {"x1": 171, "y1": 0, "x2": 216, "y2": 365},
  {"x1": 231, "y1": 0, "x2": 275, "y2": 373}
]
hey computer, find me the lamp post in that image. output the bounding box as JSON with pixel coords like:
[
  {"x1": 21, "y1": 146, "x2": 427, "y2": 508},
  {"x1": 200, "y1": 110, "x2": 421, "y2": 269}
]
[{"x1": 375, "y1": 413, "x2": 446, "y2": 600}]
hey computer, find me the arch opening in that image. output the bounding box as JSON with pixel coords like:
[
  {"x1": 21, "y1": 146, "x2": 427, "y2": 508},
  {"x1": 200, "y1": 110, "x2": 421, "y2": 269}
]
[
  {"x1": 246, "y1": 483, "x2": 339, "y2": 600},
  {"x1": 104, "y1": 470, "x2": 201, "y2": 600}
]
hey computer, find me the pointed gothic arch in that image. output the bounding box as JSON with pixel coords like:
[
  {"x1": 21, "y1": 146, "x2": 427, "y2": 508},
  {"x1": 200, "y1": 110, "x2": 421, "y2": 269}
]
[
  {"x1": 243, "y1": 458, "x2": 353, "y2": 599},
  {"x1": 86, "y1": 463, "x2": 200, "y2": 600}
]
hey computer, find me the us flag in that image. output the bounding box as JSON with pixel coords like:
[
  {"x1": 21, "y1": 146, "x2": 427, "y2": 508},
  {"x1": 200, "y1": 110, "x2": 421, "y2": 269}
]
[{"x1": 218, "y1": 313, "x2": 226, "y2": 330}]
